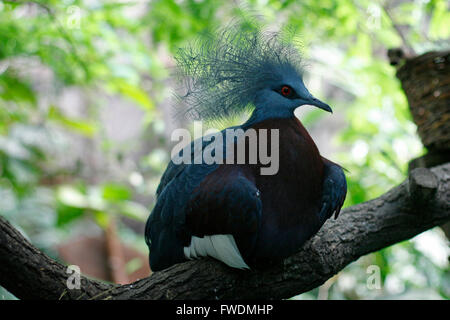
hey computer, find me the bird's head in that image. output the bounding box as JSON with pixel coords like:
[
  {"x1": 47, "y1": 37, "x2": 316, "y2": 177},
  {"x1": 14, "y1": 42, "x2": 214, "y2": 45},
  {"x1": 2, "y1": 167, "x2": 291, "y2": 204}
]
[
  {"x1": 252, "y1": 67, "x2": 332, "y2": 119},
  {"x1": 175, "y1": 25, "x2": 331, "y2": 123}
]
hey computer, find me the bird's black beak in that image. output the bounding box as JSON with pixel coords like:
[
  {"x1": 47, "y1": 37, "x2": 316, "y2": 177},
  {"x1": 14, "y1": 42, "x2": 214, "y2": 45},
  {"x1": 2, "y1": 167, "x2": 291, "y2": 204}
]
[{"x1": 309, "y1": 96, "x2": 333, "y2": 113}]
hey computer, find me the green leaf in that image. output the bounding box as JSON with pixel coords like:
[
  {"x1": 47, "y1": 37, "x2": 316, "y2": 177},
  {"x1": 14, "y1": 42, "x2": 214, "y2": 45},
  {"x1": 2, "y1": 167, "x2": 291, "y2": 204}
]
[
  {"x1": 48, "y1": 106, "x2": 98, "y2": 137},
  {"x1": 93, "y1": 211, "x2": 110, "y2": 229},
  {"x1": 429, "y1": 0, "x2": 450, "y2": 39},
  {"x1": 56, "y1": 203, "x2": 85, "y2": 226},
  {"x1": 108, "y1": 78, "x2": 154, "y2": 111},
  {"x1": 102, "y1": 183, "x2": 131, "y2": 202}
]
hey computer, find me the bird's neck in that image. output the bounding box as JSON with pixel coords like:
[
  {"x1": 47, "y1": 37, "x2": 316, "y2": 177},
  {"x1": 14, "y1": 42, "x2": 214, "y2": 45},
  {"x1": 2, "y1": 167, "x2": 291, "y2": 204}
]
[{"x1": 242, "y1": 106, "x2": 295, "y2": 129}]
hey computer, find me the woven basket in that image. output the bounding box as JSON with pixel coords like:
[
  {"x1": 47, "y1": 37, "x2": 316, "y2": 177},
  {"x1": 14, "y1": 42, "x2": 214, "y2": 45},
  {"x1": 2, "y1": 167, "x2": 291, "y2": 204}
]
[{"x1": 395, "y1": 50, "x2": 450, "y2": 152}]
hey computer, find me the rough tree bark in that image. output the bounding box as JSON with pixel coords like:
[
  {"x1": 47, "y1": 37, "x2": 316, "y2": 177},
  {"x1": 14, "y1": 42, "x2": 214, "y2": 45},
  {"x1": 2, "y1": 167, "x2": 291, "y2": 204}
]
[{"x1": 1, "y1": 164, "x2": 449, "y2": 300}]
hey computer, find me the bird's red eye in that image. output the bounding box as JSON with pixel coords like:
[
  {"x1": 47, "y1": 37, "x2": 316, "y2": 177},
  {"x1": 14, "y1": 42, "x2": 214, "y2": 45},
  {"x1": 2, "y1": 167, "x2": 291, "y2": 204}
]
[{"x1": 281, "y1": 86, "x2": 292, "y2": 97}]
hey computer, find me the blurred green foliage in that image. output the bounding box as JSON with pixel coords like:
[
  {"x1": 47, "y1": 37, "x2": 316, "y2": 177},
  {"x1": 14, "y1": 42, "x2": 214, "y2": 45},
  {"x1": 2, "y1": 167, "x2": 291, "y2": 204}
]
[{"x1": 0, "y1": 0, "x2": 449, "y2": 300}]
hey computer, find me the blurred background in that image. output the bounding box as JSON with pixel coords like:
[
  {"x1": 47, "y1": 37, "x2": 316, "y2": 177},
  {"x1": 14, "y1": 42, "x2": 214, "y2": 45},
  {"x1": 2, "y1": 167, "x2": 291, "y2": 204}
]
[{"x1": 0, "y1": 0, "x2": 449, "y2": 300}]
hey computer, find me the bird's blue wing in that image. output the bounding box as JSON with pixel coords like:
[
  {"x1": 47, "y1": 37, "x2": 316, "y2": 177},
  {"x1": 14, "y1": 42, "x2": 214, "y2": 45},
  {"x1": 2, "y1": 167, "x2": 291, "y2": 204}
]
[
  {"x1": 155, "y1": 125, "x2": 241, "y2": 197},
  {"x1": 186, "y1": 166, "x2": 262, "y2": 237},
  {"x1": 145, "y1": 133, "x2": 220, "y2": 271},
  {"x1": 145, "y1": 126, "x2": 261, "y2": 271},
  {"x1": 318, "y1": 158, "x2": 347, "y2": 222},
  {"x1": 145, "y1": 159, "x2": 219, "y2": 271},
  {"x1": 156, "y1": 138, "x2": 212, "y2": 198}
]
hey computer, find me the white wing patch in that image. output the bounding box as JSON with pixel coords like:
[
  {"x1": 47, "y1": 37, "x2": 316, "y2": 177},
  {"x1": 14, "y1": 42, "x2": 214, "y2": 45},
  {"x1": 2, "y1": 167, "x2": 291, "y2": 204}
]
[{"x1": 183, "y1": 234, "x2": 250, "y2": 269}]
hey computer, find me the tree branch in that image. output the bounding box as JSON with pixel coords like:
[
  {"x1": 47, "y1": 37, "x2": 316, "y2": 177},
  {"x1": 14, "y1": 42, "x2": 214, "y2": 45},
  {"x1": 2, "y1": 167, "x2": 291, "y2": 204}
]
[{"x1": 1, "y1": 164, "x2": 449, "y2": 300}]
